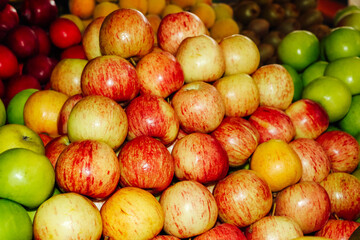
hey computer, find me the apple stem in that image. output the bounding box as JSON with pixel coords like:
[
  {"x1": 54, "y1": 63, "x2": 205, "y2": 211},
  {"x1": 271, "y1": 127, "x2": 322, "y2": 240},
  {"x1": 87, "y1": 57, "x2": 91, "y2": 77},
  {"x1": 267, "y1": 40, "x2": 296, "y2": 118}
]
[
  {"x1": 129, "y1": 57, "x2": 137, "y2": 67},
  {"x1": 272, "y1": 202, "x2": 276, "y2": 216}
]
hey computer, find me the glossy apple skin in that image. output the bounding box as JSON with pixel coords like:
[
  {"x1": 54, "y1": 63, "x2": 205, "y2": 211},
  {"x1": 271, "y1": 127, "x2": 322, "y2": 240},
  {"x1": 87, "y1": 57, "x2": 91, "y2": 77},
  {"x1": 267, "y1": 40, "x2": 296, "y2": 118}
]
[
  {"x1": 252, "y1": 64, "x2": 294, "y2": 110},
  {"x1": 55, "y1": 139, "x2": 120, "y2": 199},
  {"x1": 315, "y1": 219, "x2": 360, "y2": 240},
  {"x1": 81, "y1": 55, "x2": 140, "y2": 103},
  {"x1": 320, "y1": 172, "x2": 360, "y2": 221},
  {"x1": 49, "y1": 18, "x2": 82, "y2": 49},
  {"x1": 285, "y1": 98, "x2": 329, "y2": 139},
  {"x1": 0, "y1": 4, "x2": 19, "y2": 41},
  {"x1": 5, "y1": 74, "x2": 41, "y2": 101},
  {"x1": 23, "y1": 54, "x2": 58, "y2": 84},
  {"x1": 5, "y1": 25, "x2": 39, "y2": 59},
  {"x1": 126, "y1": 94, "x2": 179, "y2": 146},
  {"x1": 82, "y1": 17, "x2": 104, "y2": 60},
  {"x1": 31, "y1": 26, "x2": 51, "y2": 56},
  {"x1": 57, "y1": 94, "x2": 83, "y2": 135},
  {"x1": 245, "y1": 216, "x2": 304, "y2": 240},
  {"x1": 194, "y1": 223, "x2": 247, "y2": 240},
  {"x1": 211, "y1": 116, "x2": 259, "y2": 167},
  {"x1": 99, "y1": 8, "x2": 154, "y2": 59},
  {"x1": 20, "y1": 0, "x2": 58, "y2": 28},
  {"x1": 157, "y1": 11, "x2": 207, "y2": 55},
  {"x1": 118, "y1": 135, "x2": 174, "y2": 194},
  {"x1": 45, "y1": 135, "x2": 70, "y2": 168},
  {"x1": 172, "y1": 132, "x2": 229, "y2": 184},
  {"x1": 60, "y1": 44, "x2": 87, "y2": 60},
  {"x1": 136, "y1": 50, "x2": 184, "y2": 98},
  {"x1": 0, "y1": 44, "x2": 19, "y2": 80},
  {"x1": 316, "y1": 130, "x2": 360, "y2": 173},
  {"x1": 171, "y1": 81, "x2": 225, "y2": 134},
  {"x1": 274, "y1": 181, "x2": 331, "y2": 234},
  {"x1": 248, "y1": 106, "x2": 296, "y2": 144},
  {"x1": 160, "y1": 180, "x2": 218, "y2": 238},
  {"x1": 213, "y1": 169, "x2": 273, "y2": 228},
  {"x1": 289, "y1": 138, "x2": 331, "y2": 183}
]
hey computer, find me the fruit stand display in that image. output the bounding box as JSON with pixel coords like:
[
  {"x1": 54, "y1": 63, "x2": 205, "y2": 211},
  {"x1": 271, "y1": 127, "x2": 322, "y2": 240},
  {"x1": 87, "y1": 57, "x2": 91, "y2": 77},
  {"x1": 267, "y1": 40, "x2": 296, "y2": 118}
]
[{"x1": 0, "y1": 0, "x2": 360, "y2": 239}]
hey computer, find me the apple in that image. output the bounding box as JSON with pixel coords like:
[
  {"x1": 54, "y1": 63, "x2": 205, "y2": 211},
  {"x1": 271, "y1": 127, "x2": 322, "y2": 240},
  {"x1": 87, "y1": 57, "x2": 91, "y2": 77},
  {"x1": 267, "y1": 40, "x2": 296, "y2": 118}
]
[
  {"x1": 194, "y1": 223, "x2": 247, "y2": 240},
  {"x1": 126, "y1": 94, "x2": 179, "y2": 146},
  {"x1": 175, "y1": 34, "x2": 225, "y2": 83},
  {"x1": 320, "y1": 172, "x2": 360, "y2": 221},
  {"x1": 248, "y1": 105, "x2": 296, "y2": 144},
  {"x1": 45, "y1": 135, "x2": 70, "y2": 168},
  {"x1": 213, "y1": 169, "x2": 272, "y2": 228},
  {"x1": 57, "y1": 94, "x2": 83, "y2": 135},
  {"x1": 67, "y1": 95, "x2": 128, "y2": 150},
  {"x1": 118, "y1": 135, "x2": 174, "y2": 195},
  {"x1": 0, "y1": 44, "x2": 19, "y2": 79},
  {"x1": 5, "y1": 25, "x2": 39, "y2": 59},
  {"x1": 49, "y1": 17, "x2": 82, "y2": 49},
  {"x1": 282, "y1": 64, "x2": 303, "y2": 102},
  {"x1": 23, "y1": 54, "x2": 58, "y2": 84},
  {"x1": 55, "y1": 139, "x2": 120, "y2": 199},
  {"x1": 0, "y1": 78, "x2": 4, "y2": 98},
  {"x1": 33, "y1": 192, "x2": 102, "y2": 240},
  {"x1": 99, "y1": 8, "x2": 154, "y2": 59},
  {"x1": 339, "y1": 94, "x2": 360, "y2": 137},
  {"x1": 60, "y1": 44, "x2": 87, "y2": 60},
  {"x1": 30, "y1": 25, "x2": 51, "y2": 56},
  {"x1": 172, "y1": 132, "x2": 229, "y2": 184},
  {"x1": 38, "y1": 133, "x2": 52, "y2": 147},
  {"x1": 81, "y1": 55, "x2": 140, "y2": 103},
  {"x1": 160, "y1": 180, "x2": 218, "y2": 238},
  {"x1": 252, "y1": 64, "x2": 294, "y2": 110},
  {"x1": 213, "y1": 73, "x2": 259, "y2": 117},
  {"x1": 302, "y1": 76, "x2": 352, "y2": 123},
  {"x1": 245, "y1": 216, "x2": 304, "y2": 240},
  {"x1": 219, "y1": 33, "x2": 260, "y2": 76},
  {"x1": 315, "y1": 219, "x2": 360, "y2": 240},
  {"x1": 274, "y1": 181, "x2": 331, "y2": 234},
  {"x1": 153, "y1": 236, "x2": 181, "y2": 240},
  {"x1": 0, "y1": 3, "x2": 19, "y2": 41},
  {"x1": 157, "y1": 11, "x2": 207, "y2": 55},
  {"x1": 0, "y1": 98, "x2": 4, "y2": 126},
  {"x1": 101, "y1": 187, "x2": 164, "y2": 240},
  {"x1": 285, "y1": 98, "x2": 329, "y2": 139},
  {"x1": 302, "y1": 60, "x2": 329, "y2": 87},
  {"x1": 0, "y1": 123, "x2": 44, "y2": 154},
  {"x1": 337, "y1": 12, "x2": 360, "y2": 31},
  {"x1": 171, "y1": 81, "x2": 225, "y2": 134},
  {"x1": 6, "y1": 88, "x2": 38, "y2": 125},
  {"x1": 277, "y1": 30, "x2": 320, "y2": 71},
  {"x1": 82, "y1": 16, "x2": 105, "y2": 60},
  {"x1": 136, "y1": 50, "x2": 184, "y2": 98},
  {"x1": 4, "y1": 74, "x2": 41, "y2": 101},
  {"x1": 20, "y1": 0, "x2": 58, "y2": 27},
  {"x1": 316, "y1": 130, "x2": 360, "y2": 173},
  {"x1": 0, "y1": 198, "x2": 32, "y2": 240},
  {"x1": 289, "y1": 138, "x2": 331, "y2": 183},
  {"x1": 211, "y1": 116, "x2": 259, "y2": 167},
  {"x1": 0, "y1": 148, "x2": 55, "y2": 209},
  {"x1": 50, "y1": 58, "x2": 88, "y2": 97}
]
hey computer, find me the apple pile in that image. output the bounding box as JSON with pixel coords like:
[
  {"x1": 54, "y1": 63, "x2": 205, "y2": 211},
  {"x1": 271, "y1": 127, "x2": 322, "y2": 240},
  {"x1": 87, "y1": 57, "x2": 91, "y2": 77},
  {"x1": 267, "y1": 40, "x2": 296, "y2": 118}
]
[{"x1": 0, "y1": 1, "x2": 360, "y2": 240}]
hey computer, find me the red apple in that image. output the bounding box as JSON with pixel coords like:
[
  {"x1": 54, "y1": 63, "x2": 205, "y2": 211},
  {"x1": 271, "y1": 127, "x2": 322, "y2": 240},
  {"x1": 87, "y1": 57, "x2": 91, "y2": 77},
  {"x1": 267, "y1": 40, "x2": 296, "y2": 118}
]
[
  {"x1": 172, "y1": 132, "x2": 229, "y2": 184},
  {"x1": 160, "y1": 180, "x2": 218, "y2": 238},
  {"x1": 0, "y1": 3, "x2": 19, "y2": 41},
  {"x1": 30, "y1": 26, "x2": 51, "y2": 56},
  {"x1": 285, "y1": 98, "x2": 329, "y2": 139},
  {"x1": 81, "y1": 55, "x2": 140, "y2": 103},
  {"x1": 60, "y1": 44, "x2": 87, "y2": 60},
  {"x1": 171, "y1": 81, "x2": 225, "y2": 134},
  {"x1": 157, "y1": 11, "x2": 207, "y2": 55},
  {"x1": 0, "y1": 79, "x2": 4, "y2": 99},
  {"x1": 55, "y1": 139, "x2": 120, "y2": 199},
  {"x1": 5, "y1": 74, "x2": 41, "y2": 101},
  {"x1": 23, "y1": 54, "x2": 58, "y2": 84},
  {"x1": 38, "y1": 133, "x2": 52, "y2": 147},
  {"x1": 274, "y1": 181, "x2": 331, "y2": 234},
  {"x1": 211, "y1": 116, "x2": 260, "y2": 167},
  {"x1": 248, "y1": 106, "x2": 296, "y2": 144},
  {"x1": 99, "y1": 8, "x2": 154, "y2": 59},
  {"x1": 315, "y1": 219, "x2": 360, "y2": 240},
  {"x1": 213, "y1": 169, "x2": 273, "y2": 228},
  {"x1": 320, "y1": 172, "x2": 360, "y2": 221},
  {"x1": 0, "y1": 44, "x2": 18, "y2": 80},
  {"x1": 125, "y1": 94, "x2": 179, "y2": 146},
  {"x1": 136, "y1": 50, "x2": 184, "y2": 98},
  {"x1": 58, "y1": 94, "x2": 83, "y2": 135},
  {"x1": 118, "y1": 135, "x2": 174, "y2": 195},
  {"x1": 289, "y1": 138, "x2": 331, "y2": 183},
  {"x1": 49, "y1": 17, "x2": 82, "y2": 49},
  {"x1": 45, "y1": 135, "x2": 70, "y2": 168},
  {"x1": 194, "y1": 223, "x2": 247, "y2": 240},
  {"x1": 20, "y1": 0, "x2": 58, "y2": 28},
  {"x1": 252, "y1": 63, "x2": 294, "y2": 110},
  {"x1": 5, "y1": 25, "x2": 39, "y2": 59},
  {"x1": 316, "y1": 130, "x2": 360, "y2": 173}
]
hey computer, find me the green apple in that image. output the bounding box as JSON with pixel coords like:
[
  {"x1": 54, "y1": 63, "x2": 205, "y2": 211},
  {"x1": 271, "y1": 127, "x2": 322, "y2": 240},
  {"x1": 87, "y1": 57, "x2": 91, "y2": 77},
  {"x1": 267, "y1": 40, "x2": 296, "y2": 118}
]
[
  {"x1": 326, "y1": 124, "x2": 341, "y2": 132},
  {"x1": 324, "y1": 56, "x2": 360, "y2": 95},
  {"x1": 0, "y1": 98, "x2": 5, "y2": 127},
  {"x1": 334, "y1": 5, "x2": 360, "y2": 25},
  {"x1": 338, "y1": 94, "x2": 360, "y2": 137},
  {"x1": 277, "y1": 30, "x2": 320, "y2": 71},
  {"x1": 302, "y1": 60, "x2": 328, "y2": 87},
  {"x1": 282, "y1": 64, "x2": 303, "y2": 102},
  {"x1": 353, "y1": 169, "x2": 360, "y2": 180},
  {"x1": 0, "y1": 148, "x2": 55, "y2": 209},
  {"x1": 302, "y1": 76, "x2": 352, "y2": 123},
  {"x1": 0, "y1": 124, "x2": 45, "y2": 155},
  {"x1": 6, "y1": 88, "x2": 39, "y2": 125},
  {"x1": 323, "y1": 26, "x2": 360, "y2": 62},
  {"x1": 337, "y1": 12, "x2": 360, "y2": 31},
  {"x1": 0, "y1": 199, "x2": 33, "y2": 240}
]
